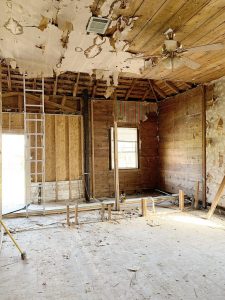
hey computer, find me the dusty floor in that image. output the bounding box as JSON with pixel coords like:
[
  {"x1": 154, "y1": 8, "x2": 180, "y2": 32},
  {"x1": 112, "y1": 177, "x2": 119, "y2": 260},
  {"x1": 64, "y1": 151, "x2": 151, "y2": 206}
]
[{"x1": 1, "y1": 208, "x2": 225, "y2": 300}]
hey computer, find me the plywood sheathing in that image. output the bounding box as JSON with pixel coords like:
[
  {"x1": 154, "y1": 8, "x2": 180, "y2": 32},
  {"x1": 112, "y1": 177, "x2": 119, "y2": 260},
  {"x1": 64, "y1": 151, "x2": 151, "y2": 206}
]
[
  {"x1": 2, "y1": 113, "x2": 82, "y2": 182},
  {"x1": 1, "y1": 1, "x2": 225, "y2": 82},
  {"x1": 158, "y1": 86, "x2": 204, "y2": 198},
  {"x1": 206, "y1": 79, "x2": 225, "y2": 207}
]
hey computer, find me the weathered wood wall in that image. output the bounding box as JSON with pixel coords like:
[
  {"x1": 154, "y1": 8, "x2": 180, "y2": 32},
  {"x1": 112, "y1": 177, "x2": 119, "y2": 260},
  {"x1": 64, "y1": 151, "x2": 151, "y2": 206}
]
[
  {"x1": 2, "y1": 113, "x2": 82, "y2": 182},
  {"x1": 158, "y1": 86, "x2": 203, "y2": 197},
  {"x1": 93, "y1": 100, "x2": 158, "y2": 197}
]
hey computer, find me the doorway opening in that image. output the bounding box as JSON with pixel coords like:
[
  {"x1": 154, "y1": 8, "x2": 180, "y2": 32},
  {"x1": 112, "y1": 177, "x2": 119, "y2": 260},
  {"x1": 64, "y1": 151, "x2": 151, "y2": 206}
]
[{"x1": 2, "y1": 134, "x2": 26, "y2": 214}]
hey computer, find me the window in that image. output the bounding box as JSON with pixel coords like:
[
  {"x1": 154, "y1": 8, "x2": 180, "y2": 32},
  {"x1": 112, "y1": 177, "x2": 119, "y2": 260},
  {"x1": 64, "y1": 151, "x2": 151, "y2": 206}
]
[{"x1": 110, "y1": 127, "x2": 138, "y2": 169}]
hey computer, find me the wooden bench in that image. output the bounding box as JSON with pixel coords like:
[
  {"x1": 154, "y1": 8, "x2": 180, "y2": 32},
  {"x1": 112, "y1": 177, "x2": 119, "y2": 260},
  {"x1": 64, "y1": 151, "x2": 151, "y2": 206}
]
[{"x1": 66, "y1": 200, "x2": 115, "y2": 226}]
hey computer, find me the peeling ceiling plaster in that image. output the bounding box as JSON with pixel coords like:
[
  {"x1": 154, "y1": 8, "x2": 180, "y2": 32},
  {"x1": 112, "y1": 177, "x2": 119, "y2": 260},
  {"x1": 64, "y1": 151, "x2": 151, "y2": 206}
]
[{"x1": 0, "y1": 0, "x2": 145, "y2": 82}]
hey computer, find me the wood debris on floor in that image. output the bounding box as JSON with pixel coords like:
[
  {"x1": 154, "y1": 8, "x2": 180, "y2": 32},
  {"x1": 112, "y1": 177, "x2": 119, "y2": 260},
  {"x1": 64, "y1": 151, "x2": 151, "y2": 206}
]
[{"x1": 1, "y1": 208, "x2": 225, "y2": 300}]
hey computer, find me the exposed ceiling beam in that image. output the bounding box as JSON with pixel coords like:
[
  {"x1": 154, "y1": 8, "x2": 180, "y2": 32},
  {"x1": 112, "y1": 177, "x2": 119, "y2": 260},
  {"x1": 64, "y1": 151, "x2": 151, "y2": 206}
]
[
  {"x1": 125, "y1": 78, "x2": 137, "y2": 101},
  {"x1": 7, "y1": 64, "x2": 12, "y2": 91},
  {"x1": 53, "y1": 75, "x2": 58, "y2": 96},
  {"x1": 73, "y1": 72, "x2": 80, "y2": 97},
  {"x1": 3, "y1": 92, "x2": 75, "y2": 113},
  {"x1": 151, "y1": 81, "x2": 167, "y2": 99},
  {"x1": 165, "y1": 81, "x2": 179, "y2": 94},
  {"x1": 92, "y1": 80, "x2": 97, "y2": 98},
  {"x1": 148, "y1": 80, "x2": 158, "y2": 102}
]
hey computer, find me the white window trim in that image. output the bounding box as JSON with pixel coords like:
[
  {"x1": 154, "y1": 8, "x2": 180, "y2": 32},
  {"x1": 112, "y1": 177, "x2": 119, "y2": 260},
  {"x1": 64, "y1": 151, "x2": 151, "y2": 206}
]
[{"x1": 110, "y1": 127, "x2": 139, "y2": 170}]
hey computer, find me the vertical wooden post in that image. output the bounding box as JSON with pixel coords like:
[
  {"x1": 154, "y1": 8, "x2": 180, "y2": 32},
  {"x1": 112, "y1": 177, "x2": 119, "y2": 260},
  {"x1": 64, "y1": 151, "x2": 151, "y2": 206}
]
[
  {"x1": 66, "y1": 204, "x2": 70, "y2": 226},
  {"x1": 113, "y1": 92, "x2": 120, "y2": 211},
  {"x1": 54, "y1": 115, "x2": 58, "y2": 202},
  {"x1": 108, "y1": 204, "x2": 112, "y2": 220},
  {"x1": 202, "y1": 86, "x2": 207, "y2": 208},
  {"x1": 91, "y1": 100, "x2": 95, "y2": 198},
  {"x1": 82, "y1": 89, "x2": 90, "y2": 202},
  {"x1": 194, "y1": 181, "x2": 199, "y2": 209},
  {"x1": 101, "y1": 204, "x2": 105, "y2": 221},
  {"x1": 0, "y1": 64, "x2": 2, "y2": 220},
  {"x1": 74, "y1": 203, "x2": 79, "y2": 225},
  {"x1": 207, "y1": 175, "x2": 225, "y2": 219},
  {"x1": 141, "y1": 198, "x2": 147, "y2": 217},
  {"x1": 68, "y1": 116, "x2": 72, "y2": 201},
  {"x1": 179, "y1": 190, "x2": 184, "y2": 211}
]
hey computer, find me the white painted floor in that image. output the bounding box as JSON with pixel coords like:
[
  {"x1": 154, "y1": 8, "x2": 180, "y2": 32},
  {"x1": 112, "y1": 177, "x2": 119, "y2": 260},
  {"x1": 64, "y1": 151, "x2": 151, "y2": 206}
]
[{"x1": 1, "y1": 208, "x2": 225, "y2": 300}]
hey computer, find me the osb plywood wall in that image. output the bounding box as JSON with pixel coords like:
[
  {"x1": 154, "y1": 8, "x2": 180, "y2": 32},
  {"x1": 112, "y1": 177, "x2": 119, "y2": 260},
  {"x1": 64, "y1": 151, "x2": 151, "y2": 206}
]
[
  {"x1": 2, "y1": 113, "x2": 82, "y2": 182},
  {"x1": 158, "y1": 87, "x2": 203, "y2": 197},
  {"x1": 206, "y1": 80, "x2": 225, "y2": 207},
  {"x1": 93, "y1": 100, "x2": 158, "y2": 197}
]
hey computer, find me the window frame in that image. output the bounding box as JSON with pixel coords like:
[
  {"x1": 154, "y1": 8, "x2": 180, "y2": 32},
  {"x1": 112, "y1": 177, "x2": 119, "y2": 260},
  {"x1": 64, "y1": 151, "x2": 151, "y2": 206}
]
[{"x1": 109, "y1": 126, "x2": 139, "y2": 170}]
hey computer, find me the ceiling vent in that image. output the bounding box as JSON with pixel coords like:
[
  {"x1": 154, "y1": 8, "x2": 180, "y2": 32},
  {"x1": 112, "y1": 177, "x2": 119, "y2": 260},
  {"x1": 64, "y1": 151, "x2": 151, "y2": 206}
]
[{"x1": 86, "y1": 17, "x2": 110, "y2": 35}]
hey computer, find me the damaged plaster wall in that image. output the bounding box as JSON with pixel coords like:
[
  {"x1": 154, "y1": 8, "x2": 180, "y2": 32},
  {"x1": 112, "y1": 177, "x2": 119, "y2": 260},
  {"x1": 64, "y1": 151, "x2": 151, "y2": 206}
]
[
  {"x1": 206, "y1": 79, "x2": 225, "y2": 207},
  {"x1": 0, "y1": 0, "x2": 145, "y2": 80}
]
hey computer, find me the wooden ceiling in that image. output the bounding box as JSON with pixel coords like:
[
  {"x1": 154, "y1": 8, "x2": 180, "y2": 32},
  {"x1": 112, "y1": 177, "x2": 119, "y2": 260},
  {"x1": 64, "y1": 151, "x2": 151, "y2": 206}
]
[
  {"x1": 104, "y1": 0, "x2": 225, "y2": 83},
  {"x1": 1, "y1": 64, "x2": 195, "y2": 113}
]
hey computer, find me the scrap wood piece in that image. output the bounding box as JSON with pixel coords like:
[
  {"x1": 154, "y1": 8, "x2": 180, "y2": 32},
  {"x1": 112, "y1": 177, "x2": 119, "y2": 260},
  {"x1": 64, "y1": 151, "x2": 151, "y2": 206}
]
[
  {"x1": 207, "y1": 175, "x2": 225, "y2": 219},
  {"x1": 179, "y1": 190, "x2": 184, "y2": 211}
]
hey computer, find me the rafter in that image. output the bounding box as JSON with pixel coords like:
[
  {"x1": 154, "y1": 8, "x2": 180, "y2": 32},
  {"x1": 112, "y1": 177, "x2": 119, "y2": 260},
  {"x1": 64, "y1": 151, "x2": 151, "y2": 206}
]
[
  {"x1": 165, "y1": 81, "x2": 179, "y2": 94},
  {"x1": 3, "y1": 92, "x2": 75, "y2": 113},
  {"x1": 7, "y1": 64, "x2": 12, "y2": 91},
  {"x1": 148, "y1": 80, "x2": 158, "y2": 102},
  {"x1": 125, "y1": 78, "x2": 137, "y2": 101},
  {"x1": 73, "y1": 72, "x2": 80, "y2": 97},
  {"x1": 151, "y1": 81, "x2": 167, "y2": 99},
  {"x1": 92, "y1": 80, "x2": 97, "y2": 98},
  {"x1": 53, "y1": 75, "x2": 58, "y2": 96}
]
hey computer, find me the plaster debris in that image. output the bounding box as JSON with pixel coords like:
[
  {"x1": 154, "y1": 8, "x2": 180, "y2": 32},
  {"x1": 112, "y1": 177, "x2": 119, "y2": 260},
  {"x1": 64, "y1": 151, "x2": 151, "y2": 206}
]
[
  {"x1": 104, "y1": 86, "x2": 115, "y2": 98},
  {"x1": 4, "y1": 17, "x2": 23, "y2": 35}
]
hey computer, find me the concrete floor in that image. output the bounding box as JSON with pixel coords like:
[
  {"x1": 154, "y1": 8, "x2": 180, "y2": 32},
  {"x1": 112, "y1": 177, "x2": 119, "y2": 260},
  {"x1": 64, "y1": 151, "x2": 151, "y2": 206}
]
[{"x1": 1, "y1": 208, "x2": 225, "y2": 300}]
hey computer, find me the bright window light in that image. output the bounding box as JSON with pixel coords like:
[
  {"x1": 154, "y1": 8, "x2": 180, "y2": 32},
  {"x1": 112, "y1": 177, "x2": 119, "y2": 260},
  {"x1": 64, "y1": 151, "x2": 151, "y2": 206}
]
[
  {"x1": 2, "y1": 134, "x2": 25, "y2": 214},
  {"x1": 111, "y1": 127, "x2": 138, "y2": 169}
]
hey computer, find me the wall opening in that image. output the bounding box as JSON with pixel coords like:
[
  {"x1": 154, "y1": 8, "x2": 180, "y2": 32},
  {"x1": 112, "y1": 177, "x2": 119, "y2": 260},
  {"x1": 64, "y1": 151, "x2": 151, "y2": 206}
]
[{"x1": 2, "y1": 134, "x2": 26, "y2": 214}]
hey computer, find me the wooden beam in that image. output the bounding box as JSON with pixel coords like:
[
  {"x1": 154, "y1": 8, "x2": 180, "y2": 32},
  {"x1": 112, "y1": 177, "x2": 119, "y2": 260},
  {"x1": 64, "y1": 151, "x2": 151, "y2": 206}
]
[
  {"x1": 142, "y1": 89, "x2": 149, "y2": 101},
  {"x1": 0, "y1": 64, "x2": 2, "y2": 220},
  {"x1": 184, "y1": 82, "x2": 193, "y2": 89},
  {"x1": 3, "y1": 92, "x2": 75, "y2": 113},
  {"x1": 207, "y1": 176, "x2": 225, "y2": 219},
  {"x1": 91, "y1": 100, "x2": 95, "y2": 198},
  {"x1": 179, "y1": 190, "x2": 184, "y2": 211},
  {"x1": 7, "y1": 64, "x2": 12, "y2": 91},
  {"x1": 202, "y1": 86, "x2": 207, "y2": 208},
  {"x1": 141, "y1": 198, "x2": 147, "y2": 217},
  {"x1": 53, "y1": 75, "x2": 58, "y2": 96},
  {"x1": 61, "y1": 95, "x2": 67, "y2": 107},
  {"x1": 125, "y1": 78, "x2": 137, "y2": 101},
  {"x1": 73, "y1": 72, "x2": 80, "y2": 97},
  {"x1": 165, "y1": 81, "x2": 179, "y2": 94},
  {"x1": 92, "y1": 80, "x2": 97, "y2": 99},
  {"x1": 151, "y1": 81, "x2": 167, "y2": 98},
  {"x1": 18, "y1": 94, "x2": 23, "y2": 112},
  {"x1": 148, "y1": 80, "x2": 158, "y2": 102},
  {"x1": 113, "y1": 91, "x2": 120, "y2": 211}
]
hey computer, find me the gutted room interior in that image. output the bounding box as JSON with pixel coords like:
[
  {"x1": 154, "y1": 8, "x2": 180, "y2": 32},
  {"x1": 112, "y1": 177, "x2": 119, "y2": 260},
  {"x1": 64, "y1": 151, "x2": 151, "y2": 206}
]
[{"x1": 0, "y1": 1, "x2": 225, "y2": 299}]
